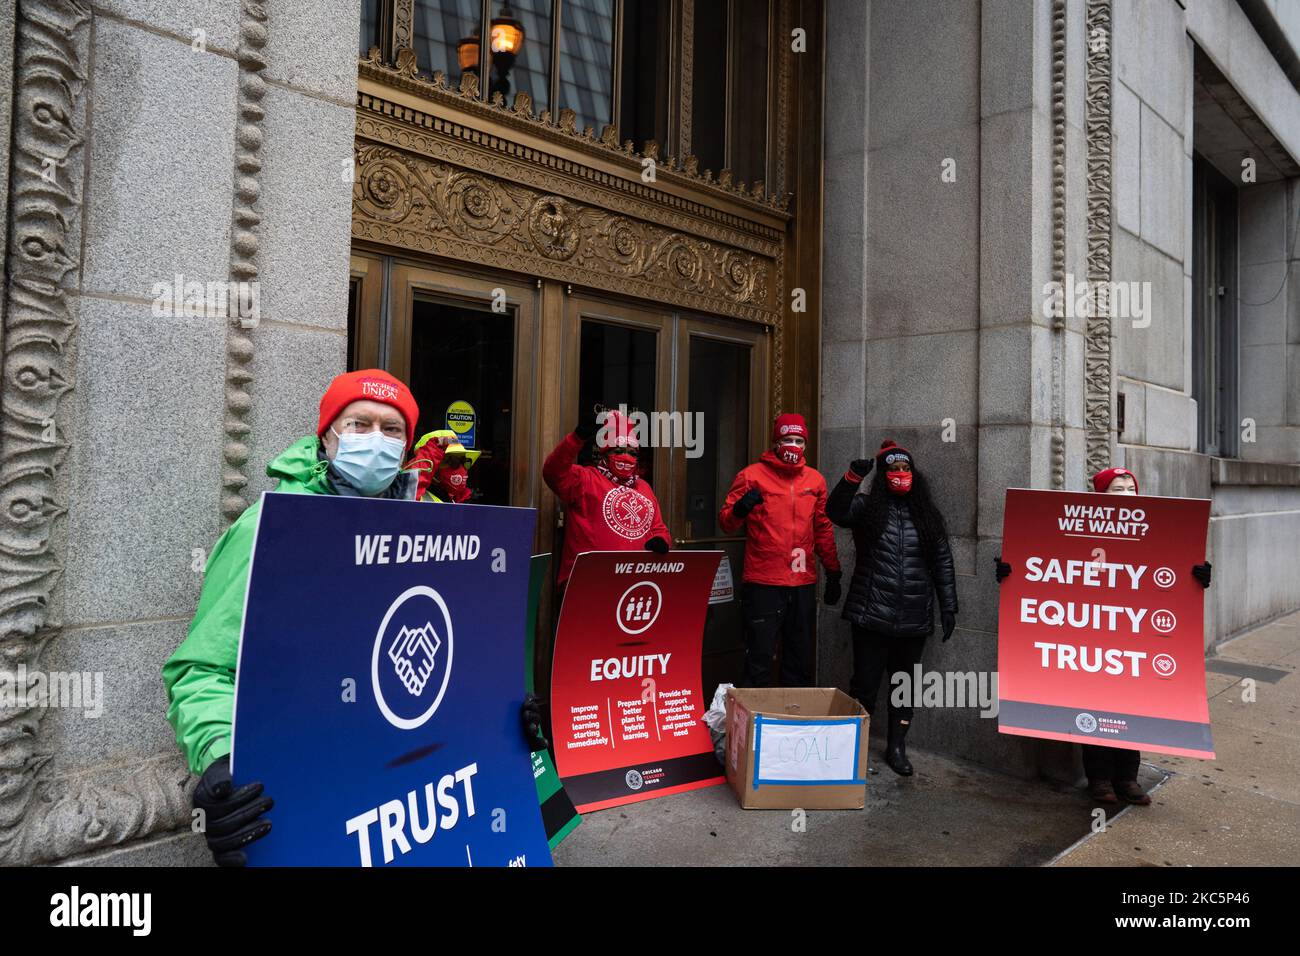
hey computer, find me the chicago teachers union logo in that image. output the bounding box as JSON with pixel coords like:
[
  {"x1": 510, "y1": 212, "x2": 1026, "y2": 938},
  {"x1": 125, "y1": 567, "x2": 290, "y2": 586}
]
[
  {"x1": 1075, "y1": 712, "x2": 1098, "y2": 733},
  {"x1": 372, "y1": 586, "x2": 454, "y2": 730},
  {"x1": 602, "y1": 484, "x2": 655, "y2": 540}
]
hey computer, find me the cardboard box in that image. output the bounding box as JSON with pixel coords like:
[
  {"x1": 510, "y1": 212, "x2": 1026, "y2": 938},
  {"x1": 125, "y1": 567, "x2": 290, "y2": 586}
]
[{"x1": 724, "y1": 687, "x2": 869, "y2": 810}]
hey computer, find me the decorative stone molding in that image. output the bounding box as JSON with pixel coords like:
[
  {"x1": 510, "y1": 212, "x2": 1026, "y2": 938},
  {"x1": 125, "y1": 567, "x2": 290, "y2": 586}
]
[
  {"x1": 677, "y1": 0, "x2": 694, "y2": 161},
  {"x1": 0, "y1": 0, "x2": 88, "y2": 865},
  {"x1": 6, "y1": 753, "x2": 193, "y2": 866},
  {"x1": 1084, "y1": 0, "x2": 1114, "y2": 478},
  {"x1": 354, "y1": 143, "x2": 778, "y2": 324},
  {"x1": 1049, "y1": 0, "x2": 1066, "y2": 489},
  {"x1": 393, "y1": 0, "x2": 413, "y2": 54},
  {"x1": 220, "y1": 1, "x2": 268, "y2": 525},
  {"x1": 353, "y1": 102, "x2": 785, "y2": 326},
  {"x1": 356, "y1": 59, "x2": 792, "y2": 215},
  {"x1": 0, "y1": 0, "x2": 219, "y2": 869}
]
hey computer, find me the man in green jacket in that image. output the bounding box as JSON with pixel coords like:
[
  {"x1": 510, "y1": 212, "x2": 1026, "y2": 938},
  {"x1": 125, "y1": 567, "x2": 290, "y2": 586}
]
[{"x1": 164, "y1": 368, "x2": 421, "y2": 865}]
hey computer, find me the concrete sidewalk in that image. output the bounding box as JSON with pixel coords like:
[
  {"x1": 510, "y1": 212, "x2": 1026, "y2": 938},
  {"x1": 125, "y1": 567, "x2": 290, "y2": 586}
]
[
  {"x1": 554, "y1": 612, "x2": 1300, "y2": 867},
  {"x1": 1053, "y1": 611, "x2": 1300, "y2": 867}
]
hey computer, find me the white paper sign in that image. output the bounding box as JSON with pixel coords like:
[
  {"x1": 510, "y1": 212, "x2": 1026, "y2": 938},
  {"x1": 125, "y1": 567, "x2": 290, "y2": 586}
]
[
  {"x1": 709, "y1": 555, "x2": 734, "y2": 604},
  {"x1": 754, "y1": 718, "x2": 861, "y2": 784}
]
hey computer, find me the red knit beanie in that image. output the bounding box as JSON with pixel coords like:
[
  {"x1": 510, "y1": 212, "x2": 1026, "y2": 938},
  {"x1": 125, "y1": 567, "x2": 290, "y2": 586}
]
[
  {"x1": 876, "y1": 439, "x2": 913, "y2": 467},
  {"x1": 597, "y1": 408, "x2": 640, "y2": 450},
  {"x1": 317, "y1": 369, "x2": 419, "y2": 447},
  {"x1": 772, "y1": 413, "x2": 808, "y2": 442},
  {"x1": 1092, "y1": 466, "x2": 1139, "y2": 493}
]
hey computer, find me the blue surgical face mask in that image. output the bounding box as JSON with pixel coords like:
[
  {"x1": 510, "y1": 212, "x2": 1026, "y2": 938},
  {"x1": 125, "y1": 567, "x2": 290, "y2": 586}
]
[{"x1": 330, "y1": 427, "x2": 405, "y2": 496}]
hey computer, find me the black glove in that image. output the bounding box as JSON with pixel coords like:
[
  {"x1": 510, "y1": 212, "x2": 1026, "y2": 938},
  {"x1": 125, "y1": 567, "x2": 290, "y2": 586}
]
[
  {"x1": 645, "y1": 536, "x2": 669, "y2": 554},
  {"x1": 192, "y1": 754, "x2": 273, "y2": 867},
  {"x1": 849, "y1": 458, "x2": 874, "y2": 478},
  {"x1": 522, "y1": 693, "x2": 549, "y2": 752},
  {"x1": 733, "y1": 488, "x2": 763, "y2": 518},
  {"x1": 574, "y1": 411, "x2": 598, "y2": 442},
  {"x1": 1192, "y1": 562, "x2": 1212, "y2": 589},
  {"x1": 994, "y1": 556, "x2": 1012, "y2": 584},
  {"x1": 823, "y1": 571, "x2": 842, "y2": 606},
  {"x1": 941, "y1": 611, "x2": 957, "y2": 642}
]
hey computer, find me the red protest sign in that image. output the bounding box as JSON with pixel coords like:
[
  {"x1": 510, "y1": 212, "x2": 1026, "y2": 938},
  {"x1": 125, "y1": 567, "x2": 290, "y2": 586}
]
[
  {"x1": 996, "y1": 489, "x2": 1214, "y2": 759},
  {"x1": 551, "y1": 550, "x2": 726, "y2": 812}
]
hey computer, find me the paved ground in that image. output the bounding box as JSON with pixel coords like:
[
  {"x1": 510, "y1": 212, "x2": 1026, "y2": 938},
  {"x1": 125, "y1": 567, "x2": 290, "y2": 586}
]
[
  {"x1": 1053, "y1": 611, "x2": 1300, "y2": 867},
  {"x1": 555, "y1": 612, "x2": 1300, "y2": 867}
]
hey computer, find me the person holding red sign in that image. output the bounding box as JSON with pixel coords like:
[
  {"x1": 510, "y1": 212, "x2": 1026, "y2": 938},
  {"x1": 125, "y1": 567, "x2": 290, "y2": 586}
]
[
  {"x1": 826, "y1": 440, "x2": 958, "y2": 776},
  {"x1": 543, "y1": 407, "x2": 671, "y2": 589},
  {"x1": 718, "y1": 413, "x2": 842, "y2": 689},
  {"x1": 994, "y1": 465, "x2": 1213, "y2": 805}
]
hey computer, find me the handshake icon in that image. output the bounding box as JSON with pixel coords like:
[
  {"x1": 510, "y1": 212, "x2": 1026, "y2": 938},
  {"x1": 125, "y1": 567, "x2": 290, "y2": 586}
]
[{"x1": 387, "y1": 622, "x2": 442, "y2": 697}]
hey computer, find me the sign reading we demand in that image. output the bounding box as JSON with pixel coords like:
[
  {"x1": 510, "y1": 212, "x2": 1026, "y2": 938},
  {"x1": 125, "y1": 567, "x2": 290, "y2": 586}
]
[
  {"x1": 996, "y1": 489, "x2": 1214, "y2": 759},
  {"x1": 551, "y1": 551, "x2": 725, "y2": 812},
  {"x1": 231, "y1": 493, "x2": 552, "y2": 866}
]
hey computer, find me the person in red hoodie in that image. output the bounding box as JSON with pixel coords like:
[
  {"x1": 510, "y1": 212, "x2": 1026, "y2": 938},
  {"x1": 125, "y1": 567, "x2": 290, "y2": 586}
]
[
  {"x1": 543, "y1": 408, "x2": 672, "y2": 589},
  {"x1": 719, "y1": 413, "x2": 842, "y2": 688}
]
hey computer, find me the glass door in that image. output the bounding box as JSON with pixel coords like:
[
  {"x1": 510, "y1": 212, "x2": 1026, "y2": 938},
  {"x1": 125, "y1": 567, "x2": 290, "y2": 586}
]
[
  {"x1": 389, "y1": 264, "x2": 537, "y2": 507},
  {"x1": 670, "y1": 316, "x2": 768, "y2": 696},
  {"x1": 562, "y1": 292, "x2": 673, "y2": 491}
]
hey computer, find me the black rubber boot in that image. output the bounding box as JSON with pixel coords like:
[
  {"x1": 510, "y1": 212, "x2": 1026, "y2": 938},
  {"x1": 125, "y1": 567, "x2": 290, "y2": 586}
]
[{"x1": 885, "y1": 717, "x2": 914, "y2": 776}]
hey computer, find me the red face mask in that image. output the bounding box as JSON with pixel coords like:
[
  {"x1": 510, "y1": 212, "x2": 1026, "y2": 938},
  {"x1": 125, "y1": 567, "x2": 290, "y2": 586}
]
[
  {"x1": 777, "y1": 442, "x2": 805, "y2": 466},
  {"x1": 436, "y1": 466, "x2": 471, "y2": 503},
  {"x1": 887, "y1": 471, "x2": 913, "y2": 495},
  {"x1": 607, "y1": 451, "x2": 639, "y2": 478}
]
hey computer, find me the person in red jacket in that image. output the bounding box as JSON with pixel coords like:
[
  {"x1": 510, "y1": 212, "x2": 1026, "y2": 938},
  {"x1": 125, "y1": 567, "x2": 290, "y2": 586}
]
[
  {"x1": 995, "y1": 465, "x2": 1212, "y2": 806},
  {"x1": 543, "y1": 408, "x2": 671, "y2": 589},
  {"x1": 719, "y1": 413, "x2": 842, "y2": 687}
]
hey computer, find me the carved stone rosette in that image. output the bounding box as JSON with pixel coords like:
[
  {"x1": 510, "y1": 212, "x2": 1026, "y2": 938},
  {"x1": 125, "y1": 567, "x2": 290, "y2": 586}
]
[
  {"x1": 220, "y1": 1, "x2": 269, "y2": 525},
  {"x1": 1084, "y1": 0, "x2": 1114, "y2": 477}
]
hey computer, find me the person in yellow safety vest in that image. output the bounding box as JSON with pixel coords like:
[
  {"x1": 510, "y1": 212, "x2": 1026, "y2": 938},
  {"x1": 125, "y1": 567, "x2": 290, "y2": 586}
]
[{"x1": 407, "y1": 429, "x2": 482, "y2": 503}]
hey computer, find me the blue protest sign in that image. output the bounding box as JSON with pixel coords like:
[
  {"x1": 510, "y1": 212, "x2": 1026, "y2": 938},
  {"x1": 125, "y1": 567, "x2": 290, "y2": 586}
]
[{"x1": 231, "y1": 491, "x2": 551, "y2": 867}]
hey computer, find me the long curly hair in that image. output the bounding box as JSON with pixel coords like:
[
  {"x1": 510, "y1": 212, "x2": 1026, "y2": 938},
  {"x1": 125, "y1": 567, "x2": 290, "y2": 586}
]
[{"x1": 855, "y1": 462, "x2": 951, "y2": 572}]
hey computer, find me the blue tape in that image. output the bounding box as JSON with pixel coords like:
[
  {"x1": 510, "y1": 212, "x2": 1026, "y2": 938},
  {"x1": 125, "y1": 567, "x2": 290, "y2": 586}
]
[{"x1": 750, "y1": 713, "x2": 866, "y2": 789}]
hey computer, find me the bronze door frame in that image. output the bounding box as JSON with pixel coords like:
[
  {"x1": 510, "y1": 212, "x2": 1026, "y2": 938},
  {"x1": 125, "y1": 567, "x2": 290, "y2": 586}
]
[{"x1": 386, "y1": 261, "x2": 540, "y2": 510}]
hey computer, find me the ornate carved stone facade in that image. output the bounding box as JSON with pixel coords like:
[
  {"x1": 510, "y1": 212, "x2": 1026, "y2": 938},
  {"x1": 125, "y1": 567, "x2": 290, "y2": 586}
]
[
  {"x1": 1084, "y1": 0, "x2": 1114, "y2": 477},
  {"x1": 0, "y1": 0, "x2": 89, "y2": 866},
  {"x1": 221, "y1": 1, "x2": 270, "y2": 525},
  {"x1": 1049, "y1": 0, "x2": 1067, "y2": 489},
  {"x1": 352, "y1": 78, "x2": 788, "y2": 328}
]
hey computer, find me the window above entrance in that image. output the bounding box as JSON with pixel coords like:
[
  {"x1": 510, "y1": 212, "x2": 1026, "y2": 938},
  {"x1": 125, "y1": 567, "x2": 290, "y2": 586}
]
[{"x1": 359, "y1": 0, "x2": 777, "y2": 205}]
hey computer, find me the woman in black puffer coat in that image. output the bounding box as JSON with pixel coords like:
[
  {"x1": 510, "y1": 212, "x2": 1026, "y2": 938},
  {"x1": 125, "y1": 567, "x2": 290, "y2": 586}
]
[{"x1": 826, "y1": 439, "x2": 958, "y2": 776}]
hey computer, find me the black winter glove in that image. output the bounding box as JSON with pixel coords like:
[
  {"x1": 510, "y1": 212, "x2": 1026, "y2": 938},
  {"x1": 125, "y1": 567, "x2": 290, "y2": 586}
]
[
  {"x1": 1192, "y1": 562, "x2": 1212, "y2": 589},
  {"x1": 522, "y1": 693, "x2": 549, "y2": 752},
  {"x1": 574, "y1": 412, "x2": 598, "y2": 442},
  {"x1": 994, "y1": 556, "x2": 1012, "y2": 584},
  {"x1": 192, "y1": 754, "x2": 273, "y2": 867},
  {"x1": 823, "y1": 571, "x2": 842, "y2": 606},
  {"x1": 733, "y1": 488, "x2": 763, "y2": 519},
  {"x1": 849, "y1": 458, "x2": 874, "y2": 478},
  {"x1": 941, "y1": 611, "x2": 957, "y2": 642},
  {"x1": 644, "y1": 536, "x2": 670, "y2": 554}
]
